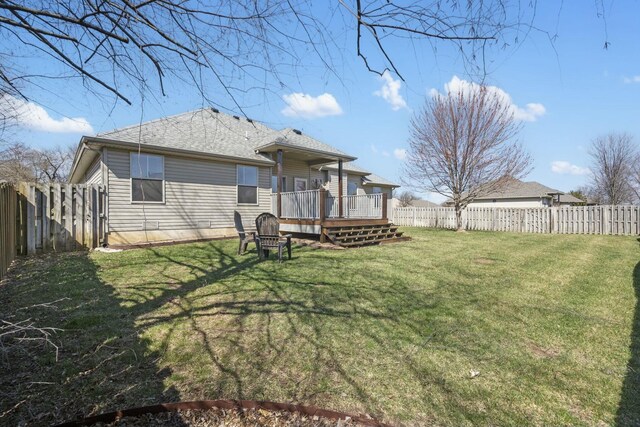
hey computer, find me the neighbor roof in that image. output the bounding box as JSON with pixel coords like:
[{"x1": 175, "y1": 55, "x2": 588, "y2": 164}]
[
  {"x1": 557, "y1": 193, "x2": 585, "y2": 204},
  {"x1": 410, "y1": 199, "x2": 440, "y2": 207},
  {"x1": 474, "y1": 179, "x2": 563, "y2": 200}
]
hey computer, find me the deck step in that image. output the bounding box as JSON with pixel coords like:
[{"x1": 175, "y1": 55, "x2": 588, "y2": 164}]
[{"x1": 322, "y1": 223, "x2": 409, "y2": 247}]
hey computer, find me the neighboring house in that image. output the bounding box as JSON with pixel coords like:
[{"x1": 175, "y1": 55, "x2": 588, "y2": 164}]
[
  {"x1": 69, "y1": 108, "x2": 400, "y2": 245},
  {"x1": 444, "y1": 179, "x2": 584, "y2": 208},
  {"x1": 408, "y1": 199, "x2": 440, "y2": 208}
]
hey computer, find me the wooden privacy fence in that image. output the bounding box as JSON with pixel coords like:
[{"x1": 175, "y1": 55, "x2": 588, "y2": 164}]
[
  {"x1": 15, "y1": 183, "x2": 107, "y2": 255},
  {"x1": 393, "y1": 205, "x2": 640, "y2": 236},
  {"x1": 0, "y1": 183, "x2": 17, "y2": 280}
]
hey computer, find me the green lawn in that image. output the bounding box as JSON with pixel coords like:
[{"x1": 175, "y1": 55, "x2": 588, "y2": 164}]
[{"x1": 0, "y1": 228, "x2": 639, "y2": 426}]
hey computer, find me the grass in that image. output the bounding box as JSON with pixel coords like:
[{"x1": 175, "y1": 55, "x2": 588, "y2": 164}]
[{"x1": 0, "y1": 228, "x2": 638, "y2": 426}]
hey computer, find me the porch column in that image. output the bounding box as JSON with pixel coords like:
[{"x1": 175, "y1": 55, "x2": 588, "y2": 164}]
[
  {"x1": 277, "y1": 149, "x2": 283, "y2": 218},
  {"x1": 338, "y1": 159, "x2": 343, "y2": 218},
  {"x1": 382, "y1": 192, "x2": 388, "y2": 221}
]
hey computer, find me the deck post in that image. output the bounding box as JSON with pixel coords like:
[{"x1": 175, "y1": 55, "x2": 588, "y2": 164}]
[
  {"x1": 382, "y1": 193, "x2": 388, "y2": 221},
  {"x1": 277, "y1": 149, "x2": 283, "y2": 218},
  {"x1": 319, "y1": 188, "x2": 327, "y2": 243},
  {"x1": 338, "y1": 159, "x2": 343, "y2": 218}
]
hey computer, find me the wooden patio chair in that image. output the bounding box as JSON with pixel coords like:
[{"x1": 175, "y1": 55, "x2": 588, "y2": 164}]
[
  {"x1": 254, "y1": 212, "x2": 292, "y2": 262},
  {"x1": 234, "y1": 211, "x2": 255, "y2": 255}
]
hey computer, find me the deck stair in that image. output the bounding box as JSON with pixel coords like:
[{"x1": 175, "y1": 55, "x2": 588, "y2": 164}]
[{"x1": 323, "y1": 223, "x2": 409, "y2": 247}]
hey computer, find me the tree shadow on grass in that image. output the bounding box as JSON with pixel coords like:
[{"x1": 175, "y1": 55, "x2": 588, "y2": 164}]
[
  {"x1": 91, "y1": 241, "x2": 475, "y2": 424},
  {"x1": 0, "y1": 239, "x2": 515, "y2": 426},
  {"x1": 0, "y1": 252, "x2": 183, "y2": 426},
  {"x1": 616, "y1": 260, "x2": 640, "y2": 426}
]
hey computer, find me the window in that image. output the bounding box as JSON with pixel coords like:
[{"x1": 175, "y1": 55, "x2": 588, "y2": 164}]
[
  {"x1": 131, "y1": 153, "x2": 164, "y2": 202},
  {"x1": 347, "y1": 181, "x2": 358, "y2": 196},
  {"x1": 271, "y1": 175, "x2": 287, "y2": 193},
  {"x1": 321, "y1": 170, "x2": 329, "y2": 184},
  {"x1": 372, "y1": 186, "x2": 382, "y2": 194},
  {"x1": 238, "y1": 165, "x2": 258, "y2": 204},
  {"x1": 294, "y1": 177, "x2": 307, "y2": 192}
]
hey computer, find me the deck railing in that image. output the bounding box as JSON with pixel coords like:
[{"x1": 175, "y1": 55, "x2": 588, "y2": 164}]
[
  {"x1": 272, "y1": 190, "x2": 321, "y2": 219},
  {"x1": 272, "y1": 190, "x2": 384, "y2": 220},
  {"x1": 339, "y1": 193, "x2": 383, "y2": 218}
]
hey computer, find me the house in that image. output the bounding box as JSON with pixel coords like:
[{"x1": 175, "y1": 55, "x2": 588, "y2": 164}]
[
  {"x1": 444, "y1": 179, "x2": 584, "y2": 208},
  {"x1": 69, "y1": 108, "x2": 402, "y2": 246},
  {"x1": 408, "y1": 199, "x2": 440, "y2": 208}
]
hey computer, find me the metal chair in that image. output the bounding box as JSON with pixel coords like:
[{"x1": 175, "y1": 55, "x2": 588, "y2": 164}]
[
  {"x1": 234, "y1": 211, "x2": 255, "y2": 255},
  {"x1": 254, "y1": 212, "x2": 292, "y2": 262}
]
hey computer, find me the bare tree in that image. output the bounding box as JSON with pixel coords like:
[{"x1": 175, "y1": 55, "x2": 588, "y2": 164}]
[
  {"x1": 588, "y1": 133, "x2": 638, "y2": 205},
  {"x1": 0, "y1": 142, "x2": 73, "y2": 183},
  {"x1": 397, "y1": 190, "x2": 418, "y2": 207},
  {"x1": 403, "y1": 86, "x2": 531, "y2": 231},
  {"x1": 0, "y1": 142, "x2": 37, "y2": 182},
  {"x1": 0, "y1": 1, "x2": 538, "y2": 111},
  {"x1": 31, "y1": 145, "x2": 75, "y2": 182}
]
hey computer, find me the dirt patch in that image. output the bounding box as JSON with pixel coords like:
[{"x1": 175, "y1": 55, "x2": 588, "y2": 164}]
[
  {"x1": 83, "y1": 408, "x2": 363, "y2": 426},
  {"x1": 474, "y1": 257, "x2": 495, "y2": 265},
  {"x1": 527, "y1": 341, "x2": 561, "y2": 358},
  {"x1": 293, "y1": 239, "x2": 345, "y2": 250}
]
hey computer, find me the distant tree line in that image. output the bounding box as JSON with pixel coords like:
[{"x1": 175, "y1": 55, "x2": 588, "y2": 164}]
[{"x1": 0, "y1": 142, "x2": 74, "y2": 184}]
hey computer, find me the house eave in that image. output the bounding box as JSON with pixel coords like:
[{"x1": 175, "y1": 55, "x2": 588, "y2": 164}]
[{"x1": 255, "y1": 140, "x2": 357, "y2": 163}]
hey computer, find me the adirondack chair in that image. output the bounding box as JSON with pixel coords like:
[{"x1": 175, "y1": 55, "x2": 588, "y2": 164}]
[
  {"x1": 254, "y1": 212, "x2": 292, "y2": 262},
  {"x1": 234, "y1": 211, "x2": 255, "y2": 255}
]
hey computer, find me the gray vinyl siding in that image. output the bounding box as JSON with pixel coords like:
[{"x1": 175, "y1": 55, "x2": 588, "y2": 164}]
[
  {"x1": 276, "y1": 158, "x2": 324, "y2": 192},
  {"x1": 106, "y1": 149, "x2": 271, "y2": 232},
  {"x1": 326, "y1": 169, "x2": 347, "y2": 198},
  {"x1": 84, "y1": 157, "x2": 102, "y2": 185}
]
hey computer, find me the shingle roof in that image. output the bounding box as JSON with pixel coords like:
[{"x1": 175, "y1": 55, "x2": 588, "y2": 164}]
[
  {"x1": 97, "y1": 109, "x2": 273, "y2": 163},
  {"x1": 95, "y1": 108, "x2": 355, "y2": 164},
  {"x1": 362, "y1": 173, "x2": 399, "y2": 188},
  {"x1": 557, "y1": 193, "x2": 584, "y2": 204},
  {"x1": 474, "y1": 180, "x2": 563, "y2": 199},
  {"x1": 410, "y1": 199, "x2": 440, "y2": 207},
  {"x1": 319, "y1": 161, "x2": 371, "y2": 175},
  {"x1": 256, "y1": 129, "x2": 354, "y2": 159}
]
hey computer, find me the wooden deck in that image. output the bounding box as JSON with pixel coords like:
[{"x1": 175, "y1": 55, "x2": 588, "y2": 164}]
[{"x1": 279, "y1": 217, "x2": 406, "y2": 246}]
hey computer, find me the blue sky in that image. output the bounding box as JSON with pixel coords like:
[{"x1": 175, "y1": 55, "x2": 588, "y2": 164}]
[{"x1": 6, "y1": 1, "x2": 640, "y2": 202}]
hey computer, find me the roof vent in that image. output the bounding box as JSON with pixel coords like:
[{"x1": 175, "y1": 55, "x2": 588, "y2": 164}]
[
  {"x1": 233, "y1": 115, "x2": 240, "y2": 120},
  {"x1": 293, "y1": 129, "x2": 302, "y2": 135},
  {"x1": 211, "y1": 107, "x2": 219, "y2": 113}
]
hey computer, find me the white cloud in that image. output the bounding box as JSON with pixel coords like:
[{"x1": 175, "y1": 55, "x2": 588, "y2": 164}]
[
  {"x1": 281, "y1": 92, "x2": 343, "y2": 119},
  {"x1": 0, "y1": 95, "x2": 94, "y2": 133},
  {"x1": 382, "y1": 150, "x2": 390, "y2": 157},
  {"x1": 551, "y1": 161, "x2": 590, "y2": 176},
  {"x1": 374, "y1": 71, "x2": 408, "y2": 111},
  {"x1": 394, "y1": 148, "x2": 407, "y2": 160},
  {"x1": 430, "y1": 76, "x2": 546, "y2": 122},
  {"x1": 623, "y1": 75, "x2": 640, "y2": 84}
]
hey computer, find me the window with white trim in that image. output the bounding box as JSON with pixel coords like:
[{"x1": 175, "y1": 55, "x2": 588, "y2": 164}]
[
  {"x1": 271, "y1": 175, "x2": 287, "y2": 193},
  {"x1": 238, "y1": 165, "x2": 258, "y2": 204},
  {"x1": 131, "y1": 153, "x2": 164, "y2": 202},
  {"x1": 294, "y1": 177, "x2": 307, "y2": 192}
]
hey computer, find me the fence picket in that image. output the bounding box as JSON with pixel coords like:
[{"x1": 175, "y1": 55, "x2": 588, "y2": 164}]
[{"x1": 393, "y1": 205, "x2": 640, "y2": 236}]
